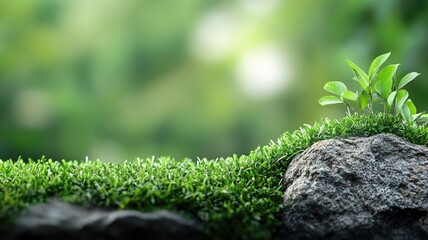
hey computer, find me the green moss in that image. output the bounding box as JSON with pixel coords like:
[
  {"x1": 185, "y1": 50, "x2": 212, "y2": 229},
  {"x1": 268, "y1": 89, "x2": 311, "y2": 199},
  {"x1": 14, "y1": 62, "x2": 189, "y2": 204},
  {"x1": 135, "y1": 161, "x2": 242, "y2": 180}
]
[{"x1": 1, "y1": 113, "x2": 427, "y2": 239}]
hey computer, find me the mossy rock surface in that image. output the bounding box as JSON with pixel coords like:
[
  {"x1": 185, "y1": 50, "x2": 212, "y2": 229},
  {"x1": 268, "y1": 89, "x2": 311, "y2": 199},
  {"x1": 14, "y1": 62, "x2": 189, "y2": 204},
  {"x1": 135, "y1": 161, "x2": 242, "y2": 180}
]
[{"x1": 1, "y1": 114, "x2": 427, "y2": 239}]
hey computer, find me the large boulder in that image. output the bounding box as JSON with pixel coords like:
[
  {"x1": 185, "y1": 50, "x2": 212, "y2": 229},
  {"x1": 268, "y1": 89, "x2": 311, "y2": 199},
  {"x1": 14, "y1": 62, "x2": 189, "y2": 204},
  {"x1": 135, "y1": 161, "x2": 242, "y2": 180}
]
[
  {"x1": 282, "y1": 133, "x2": 428, "y2": 239},
  {"x1": 6, "y1": 198, "x2": 206, "y2": 240}
]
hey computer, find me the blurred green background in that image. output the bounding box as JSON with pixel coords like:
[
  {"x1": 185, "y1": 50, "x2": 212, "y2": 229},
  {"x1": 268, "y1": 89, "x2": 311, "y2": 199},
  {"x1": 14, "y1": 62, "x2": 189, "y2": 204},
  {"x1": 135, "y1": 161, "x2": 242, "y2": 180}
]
[{"x1": 1, "y1": 0, "x2": 427, "y2": 162}]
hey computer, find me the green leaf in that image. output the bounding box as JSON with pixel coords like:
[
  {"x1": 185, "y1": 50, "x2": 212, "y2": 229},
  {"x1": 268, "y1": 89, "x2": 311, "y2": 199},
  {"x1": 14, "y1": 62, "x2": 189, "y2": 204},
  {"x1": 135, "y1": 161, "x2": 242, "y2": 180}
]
[
  {"x1": 373, "y1": 64, "x2": 399, "y2": 100},
  {"x1": 374, "y1": 81, "x2": 390, "y2": 100},
  {"x1": 347, "y1": 60, "x2": 369, "y2": 90},
  {"x1": 378, "y1": 64, "x2": 400, "y2": 79},
  {"x1": 412, "y1": 113, "x2": 422, "y2": 121},
  {"x1": 358, "y1": 93, "x2": 370, "y2": 110},
  {"x1": 399, "y1": 103, "x2": 412, "y2": 124},
  {"x1": 341, "y1": 90, "x2": 358, "y2": 101},
  {"x1": 386, "y1": 91, "x2": 397, "y2": 113},
  {"x1": 395, "y1": 89, "x2": 409, "y2": 109},
  {"x1": 368, "y1": 52, "x2": 391, "y2": 78},
  {"x1": 319, "y1": 96, "x2": 343, "y2": 106},
  {"x1": 323, "y1": 81, "x2": 347, "y2": 96},
  {"x1": 397, "y1": 72, "x2": 420, "y2": 89},
  {"x1": 404, "y1": 99, "x2": 417, "y2": 116},
  {"x1": 412, "y1": 112, "x2": 426, "y2": 122},
  {"x1": 420, "y1": 113, "x2": 428, "y2": 122}
]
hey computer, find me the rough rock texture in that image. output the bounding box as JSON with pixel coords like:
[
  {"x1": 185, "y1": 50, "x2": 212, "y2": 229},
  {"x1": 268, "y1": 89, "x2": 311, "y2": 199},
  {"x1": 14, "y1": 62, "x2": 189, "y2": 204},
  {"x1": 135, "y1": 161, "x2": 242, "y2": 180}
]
[
  {"x1": 6, "y1": 198, "x2": 206, "y2": 240},
  {"x1": 282, "y1": 133, "x2": 428, "y2": 240}
]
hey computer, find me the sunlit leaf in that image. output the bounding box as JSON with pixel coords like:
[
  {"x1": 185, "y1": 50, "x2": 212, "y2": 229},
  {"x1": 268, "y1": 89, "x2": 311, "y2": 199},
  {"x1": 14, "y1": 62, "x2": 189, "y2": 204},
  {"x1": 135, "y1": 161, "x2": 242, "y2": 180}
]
[
  {"x1": 395, "y1": 89, "x2": 409, "y2": 110},
  {"x1": 399, "y1": 103, "x2": 412, "y2": 124},
  {"x1": 373, "y1": 64, "x2": 399, "y2": 100},
  {"x1": 412, "y1": 112, "x2": 425, "y2": 122},
  {"x1": 420, "y1": 113, "x2": 428, "y2": 122},
  {"x1": 405, "y1": 99, "x2": 417, "y2": 116},
  {"x1": 323, "y1": 81, "x2": 347, "y2": 96},
  {"x1": 358, "y1": 93, "x2": 370, "y2": 110},
  {"x1": 374, "y1": 82, "x2": 389, "y2": 101},
  {"x1": 397, "y1": 72, "x2": 420, "y2": 89},
  {"x1": 368, "y1": 52, "x2": 391, "y2": 78},
  {"x1": 386, "y1": 91, "x2": 397, "y2": 113},
  {"x1": 319, "y1": 96, "x2": 343, "y2": 106},
  {"x1": 341, "y1": 91, "x2": 358, "y2": 101},
  {"x1": 347, "y1": 60, "x2": 369, "y2": 90}
]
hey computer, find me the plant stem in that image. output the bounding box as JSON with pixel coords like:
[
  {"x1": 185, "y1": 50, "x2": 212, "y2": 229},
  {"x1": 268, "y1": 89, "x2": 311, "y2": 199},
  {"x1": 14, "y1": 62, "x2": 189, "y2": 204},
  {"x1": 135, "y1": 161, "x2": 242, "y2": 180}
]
[{"x1": 344, "y1": 102, "x2": 357, "y2": 114}]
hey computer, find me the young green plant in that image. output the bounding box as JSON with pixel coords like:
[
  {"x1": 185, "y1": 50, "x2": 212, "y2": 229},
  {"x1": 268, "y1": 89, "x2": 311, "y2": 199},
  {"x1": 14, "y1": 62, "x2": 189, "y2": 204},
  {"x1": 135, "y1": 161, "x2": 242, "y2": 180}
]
[{"x1": 319, "y1": 52, "x2": 428, "y2": 125}]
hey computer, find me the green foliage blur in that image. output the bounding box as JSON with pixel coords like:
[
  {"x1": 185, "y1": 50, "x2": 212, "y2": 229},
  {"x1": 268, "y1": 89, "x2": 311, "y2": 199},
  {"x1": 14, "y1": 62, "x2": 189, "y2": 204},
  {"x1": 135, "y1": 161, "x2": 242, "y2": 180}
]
[{"x1": 1, "y1": 0, "x2": 427, "y2": 162}]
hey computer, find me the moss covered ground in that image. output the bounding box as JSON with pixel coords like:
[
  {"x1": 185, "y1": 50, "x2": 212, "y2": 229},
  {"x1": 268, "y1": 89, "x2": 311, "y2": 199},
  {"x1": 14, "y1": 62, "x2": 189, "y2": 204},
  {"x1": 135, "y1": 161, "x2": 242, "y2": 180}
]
[{"x1": 1, "y1": 113, "x2": 427, "y2": 239}]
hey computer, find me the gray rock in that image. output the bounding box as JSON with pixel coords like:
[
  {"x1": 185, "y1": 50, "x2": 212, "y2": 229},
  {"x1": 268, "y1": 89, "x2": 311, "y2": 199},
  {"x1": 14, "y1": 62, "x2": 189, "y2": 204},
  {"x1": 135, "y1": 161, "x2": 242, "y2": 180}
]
[
  {"x1": 6, "y1": 198, "x2": 206, "y2": 240},
  {"x1": 282, "y1": 133, "x2": 428, "y2": 240}
]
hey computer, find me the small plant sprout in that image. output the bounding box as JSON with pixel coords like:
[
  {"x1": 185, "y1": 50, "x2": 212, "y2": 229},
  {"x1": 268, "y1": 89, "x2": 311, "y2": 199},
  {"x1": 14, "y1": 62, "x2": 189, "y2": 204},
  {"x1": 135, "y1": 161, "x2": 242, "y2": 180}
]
[{"x1": 319, "y1": 52, "x2": 428, "y2": 125}]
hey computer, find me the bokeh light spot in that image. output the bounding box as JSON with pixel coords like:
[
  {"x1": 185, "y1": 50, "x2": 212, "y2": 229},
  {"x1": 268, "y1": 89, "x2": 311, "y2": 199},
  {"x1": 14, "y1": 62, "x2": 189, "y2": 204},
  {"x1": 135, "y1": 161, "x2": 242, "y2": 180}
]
[
  {"x1": 239, "y1": 0, "x2": 280, "y2": 16},
  {"x1": 190, "y1": 9, "x2": 241, "y2": 62},
  {"x1": 235, "y1": 44, "x2": 292, "y2": 99}
]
